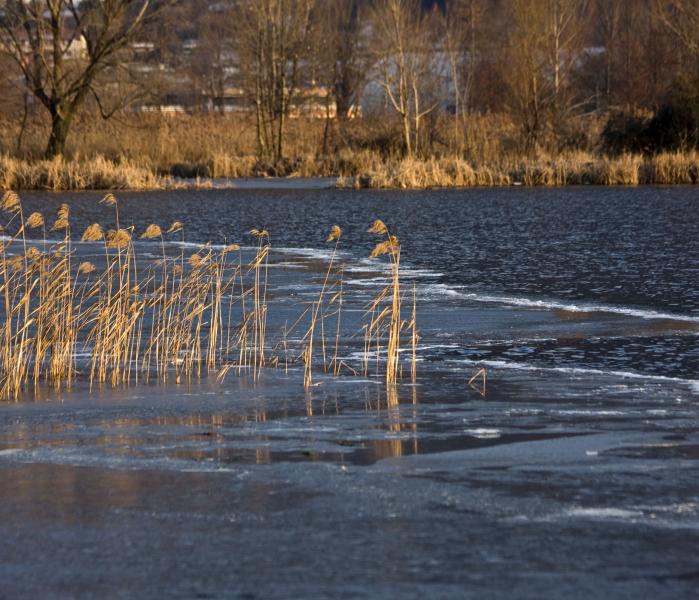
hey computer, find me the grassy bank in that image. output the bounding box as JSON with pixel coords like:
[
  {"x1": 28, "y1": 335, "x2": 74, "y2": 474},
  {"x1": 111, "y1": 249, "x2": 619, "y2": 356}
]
[
  {"x1": 1, "y1": 112, "x2": 698, "y2": 190},
  {"x1": 341, "y1": 151, "x2": 699, "y2": 189},
  {"x1": 3, "y1": 150, "x2": 698, "y2": 191},
  {"x1": 0, "y1": 155, "x2": 165, "y2": 191}
]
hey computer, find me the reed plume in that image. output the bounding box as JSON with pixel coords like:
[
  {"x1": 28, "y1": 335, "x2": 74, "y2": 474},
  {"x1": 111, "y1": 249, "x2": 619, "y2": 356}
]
[
  {"x1": 0, "y1": 195, "x2": 419, "y2": 402},
  {"x1": 367, "y1": 220, "x2": 403, "y2": 385},
  {"x1": 303, "y1": 225, "x2": 342, "y2": 388}
]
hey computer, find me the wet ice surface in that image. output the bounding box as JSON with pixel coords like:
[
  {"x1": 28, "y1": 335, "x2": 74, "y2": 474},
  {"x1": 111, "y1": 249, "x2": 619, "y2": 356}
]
[
  {"x1": 1, "y1": 371, "x2": 698, "y2": 599},
  {"x1": 174, "y1": 176, "x2": 338, "y2": 190},
  {"x1": 1, "y1": 186, "x2": 699, "y2": 598}
]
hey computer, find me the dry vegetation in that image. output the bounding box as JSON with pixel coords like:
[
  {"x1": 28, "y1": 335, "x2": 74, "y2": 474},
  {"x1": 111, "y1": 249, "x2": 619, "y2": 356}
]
[
  {"x1": 0, "y1": 155, "x2": 165, "y2": 191},
  {"x1": 343, "y1": 151, "x2": 699, "y2": 188},
  {"x1": 2, "y1": 113, "x2": 698, "y2": 190},
  {"x1": 0, "y1": 193, "x2": 417, "y2": 402}
]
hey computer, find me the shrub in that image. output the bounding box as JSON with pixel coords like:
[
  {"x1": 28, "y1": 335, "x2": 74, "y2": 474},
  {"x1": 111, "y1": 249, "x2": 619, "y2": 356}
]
[
  {"x1": 646, "y1": 78, "x2": 699, "y2": 152},
  {"x1": 600, "y1": 110, "x2": 652, "y2": 155}
]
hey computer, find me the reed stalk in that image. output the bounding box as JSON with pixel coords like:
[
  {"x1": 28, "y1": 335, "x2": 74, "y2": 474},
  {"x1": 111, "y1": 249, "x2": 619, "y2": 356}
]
[
  {"x1": 303, "y1": 225, "x2": 341, "y2": 388},
  {"x1": 367, "y1": 220, "x2": 403, "y2": 385},
  {"x1": 0, "y1": 195, "x2": 420, "y2": 401}
]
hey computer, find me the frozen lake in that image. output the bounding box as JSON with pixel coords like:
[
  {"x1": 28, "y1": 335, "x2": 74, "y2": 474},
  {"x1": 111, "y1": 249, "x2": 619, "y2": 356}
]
[{"x1": 0, "y1": 186, "x2": 698, "y2": 598}]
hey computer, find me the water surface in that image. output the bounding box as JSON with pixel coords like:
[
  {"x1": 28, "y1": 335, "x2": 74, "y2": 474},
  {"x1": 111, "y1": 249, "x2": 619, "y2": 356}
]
[{"x1": 1, "y1": 186, "x2": 698, "y2": 598}]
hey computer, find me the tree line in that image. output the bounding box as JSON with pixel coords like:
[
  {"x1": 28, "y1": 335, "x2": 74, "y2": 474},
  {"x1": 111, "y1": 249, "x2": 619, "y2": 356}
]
[{"x1": 1, "y1": 0, "x2": 698, "y2": 160}]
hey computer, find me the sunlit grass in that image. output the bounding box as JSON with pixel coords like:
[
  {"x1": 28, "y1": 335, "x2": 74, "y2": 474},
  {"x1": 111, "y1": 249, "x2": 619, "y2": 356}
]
[
  {"x1": 2, "y1": 149, "x2": 698, "y2": 192},
  {"x1": 342, "y1": 151, "x2": 699, "y2": 189},
  {"x1": 0, "y1": 192, "x2": 422, "y2": 401}
]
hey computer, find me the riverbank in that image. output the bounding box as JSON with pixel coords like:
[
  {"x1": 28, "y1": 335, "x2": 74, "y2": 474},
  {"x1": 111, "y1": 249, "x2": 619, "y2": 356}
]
[
  {"x1": 2, "y1": 151, "x2": 698, "y2": 191},
  {"x1": 341, "y1": 151, "x2": 699, "y2": 188}
]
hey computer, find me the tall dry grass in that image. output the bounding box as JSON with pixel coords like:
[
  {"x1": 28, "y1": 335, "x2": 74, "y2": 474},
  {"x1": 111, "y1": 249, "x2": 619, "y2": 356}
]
[
  {"x1": 2, "y1": 110, "x2": 697, "y2": 189},
  {"x1": 362, "y1": 220, "x2": 417, "y2": 387},
  {"x1": 0, "y1": 155, "x2": 164, "y2": 191},
  {"x1": 345, "y1": 151, "x2": 699, "y2": 189},
  {"x1": 301, "y1": 225, "x2": 342, "y2": 388},
  {"x1": 3, "y1": 150, "x2": 698, "y2": 191},
  {"x1": 0, "y1": 192, "x2": 420, "y2": 401}
]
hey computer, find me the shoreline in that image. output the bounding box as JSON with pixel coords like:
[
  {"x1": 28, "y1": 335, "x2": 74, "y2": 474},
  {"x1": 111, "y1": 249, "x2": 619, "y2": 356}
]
[{"x1": 2, "y1": 152, "x2": 698, "y2": 191}]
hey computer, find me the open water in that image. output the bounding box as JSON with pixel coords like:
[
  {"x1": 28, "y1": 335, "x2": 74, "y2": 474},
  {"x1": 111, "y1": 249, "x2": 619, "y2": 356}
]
[{"x1": 0, "y1": 185, "x2": 697, "y2": 598}]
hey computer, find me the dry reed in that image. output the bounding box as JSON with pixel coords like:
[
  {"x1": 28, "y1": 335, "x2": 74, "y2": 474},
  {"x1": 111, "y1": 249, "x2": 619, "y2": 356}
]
[
  {"x1": 0, "y1": 155, "x2": 164, "y2": 191},
  {"x1": 0, "y1": 194, "x2": 421, "y2": 402},
  {"x1": 302, "y1": 225, "x2": 343, "y2": 388},
  {"x1": 366, "y1": 220, "x2": 403, "y2": 385}
]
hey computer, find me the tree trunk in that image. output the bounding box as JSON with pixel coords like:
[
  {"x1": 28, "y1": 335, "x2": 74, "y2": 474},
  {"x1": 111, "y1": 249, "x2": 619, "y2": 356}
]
[
  {"x1": 45, "y1": 111, "x2": 72, "y2": 159},
  {"x1": 16, "y1": 89, "x2": 30, "y2": 156},
  {"x1": 402, "y1": 111, "x2": 412, "y2": 156},
  {"x1": 276, "y1": 87, "x2": 285, "y2": 163},
  {"x1": 322, "y1": 91, "x2": 332, "y2": 155}
]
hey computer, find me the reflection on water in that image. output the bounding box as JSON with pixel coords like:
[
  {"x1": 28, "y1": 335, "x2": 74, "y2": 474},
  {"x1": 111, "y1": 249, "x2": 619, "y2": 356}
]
[
  {"x1": 0, "y1": 187, "x2": 696, "y2": 466},
  {"x1": 2, "y1": 376, "x2": 545, "y2": 466},
  {"x1": 7, "y1": 366, "x2": 692, "y2": 470},
  {"x1": 1, "y1": 379, "x2": 423, "y2": 465},
  {"x1": 1, "y1": 187, "x2": 698, "y2": 598}
]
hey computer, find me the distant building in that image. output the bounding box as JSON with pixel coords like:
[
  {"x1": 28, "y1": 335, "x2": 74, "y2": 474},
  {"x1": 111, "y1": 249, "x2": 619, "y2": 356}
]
[{"x1": 141, "y1": 84, "x2": 342, "y2": 119}]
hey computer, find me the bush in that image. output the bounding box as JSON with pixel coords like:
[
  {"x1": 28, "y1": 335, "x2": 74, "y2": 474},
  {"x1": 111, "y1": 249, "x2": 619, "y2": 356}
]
[
  {"x1": 600, "y1": 111, "x2": 652, "y2": 155},
  {"x1": 646, "y1": 79, "x2": 699, "y2": 152}
]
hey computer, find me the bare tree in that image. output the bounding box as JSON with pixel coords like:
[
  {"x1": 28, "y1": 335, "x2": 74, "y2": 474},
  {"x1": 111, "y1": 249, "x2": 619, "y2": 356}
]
[
  {"x1": 444, "y1": 0, "x2": 485, "y2": 120},
  {"x1": 314, "y1": 0, "x2": 369, "y2": 121},
  {"x1": 189, "y1": 7, "x2": 235, "y2": 111},
  {"x1": 235, "y1": 0, "x2": 314, "y2": 162},
  {"x1": 503, "y1": 0, "x2": 589, "y2": 150},
  {"x1": 441, "y1": 0, "x2": 487, "y2": 153},
  {"x1": 0, "y1": 1, "x2": 164, "y2": 158},
  {"x1": 370, "y1": 0, "x2": 441, "y2": 156},
  {"x1": 652, "y1": 0, "x2": 699, "y2": 58},
  {"x1": 595, "y1": 0, "x2": 623, "y2": 108},
  {"x1": 503, "y1": 0, "x2": 548, "y2": 149},
  {"x1": 310, "y1": 0, "x2": 372, "y2": 153},
  {"x1": 546, "y1": 0, "x2": 590, "y2": 116}
]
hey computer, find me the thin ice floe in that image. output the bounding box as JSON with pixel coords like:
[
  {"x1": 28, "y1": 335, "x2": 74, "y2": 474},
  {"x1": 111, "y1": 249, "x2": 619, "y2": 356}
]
[
  {"x1": 452, "y1": 358, "x2": 699, "y2": 393},
  {"x1": 458, "y1": 291, "x2": 699, "y2": 323}
]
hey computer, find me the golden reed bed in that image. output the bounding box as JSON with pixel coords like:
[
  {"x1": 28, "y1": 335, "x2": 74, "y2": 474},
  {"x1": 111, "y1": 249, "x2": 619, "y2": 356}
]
[
  {"x1": 0, "y1": 192, "x2": 417, "y2": 402},
  {"x1": 2, "y1": 151, "x2": 697, "y2": 191}
]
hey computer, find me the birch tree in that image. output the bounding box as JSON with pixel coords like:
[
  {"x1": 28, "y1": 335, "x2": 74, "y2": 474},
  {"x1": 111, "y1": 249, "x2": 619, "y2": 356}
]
[
  {"x1": 504, "y1": 0, "x2": 589, "y2": 150},
  {"x1": 235, "y1": 0, "x2": 314, "y2": 162},
  {"x1": 370, "y1": 0, "x2": 440, "y2": 156}
]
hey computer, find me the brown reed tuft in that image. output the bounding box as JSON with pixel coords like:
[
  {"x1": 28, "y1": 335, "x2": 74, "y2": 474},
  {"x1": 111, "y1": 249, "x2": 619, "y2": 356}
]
[
  {"x1": 326, "y1": 225, "x2": 342, "y2": 242},
  {"x1": 78, "y1": 261, "x2": 96, "y2": 274},
  {"x1": 140, "y1": 224, "x2": 163, "y2": 239},
  {"x1": 81, "y1": 223, "x2": 104, "y2": 241},
  {"x1": 51, "y1": 204, "x2": 70, "y2": 231},
  {"x1": 1, "y1": 191, "x2": 20, "y2": 214},
  {"x1": 368, "y1": 219, "x2": 388, "y2": 235},
  {"x1": 105, "y1": 228, "x2": 132, "y2": 248},
  {"x1": 100, "y1": 193, "x2": 118, "y2": 206},
  {"x1": 189, "y1": 252, "x2": 207, "y2": 268},
  {"x1": 26, "y1": 212, "x2": 44, "y2": 229}
]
